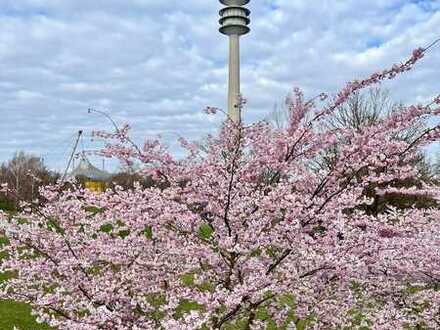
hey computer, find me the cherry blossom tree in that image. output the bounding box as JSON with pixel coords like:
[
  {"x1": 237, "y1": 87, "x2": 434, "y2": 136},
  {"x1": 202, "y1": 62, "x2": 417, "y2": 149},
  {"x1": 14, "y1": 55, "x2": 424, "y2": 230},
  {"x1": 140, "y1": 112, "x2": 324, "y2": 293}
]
[{"x1": 1, "y1": 43, "x2": 440, "y2": 330}]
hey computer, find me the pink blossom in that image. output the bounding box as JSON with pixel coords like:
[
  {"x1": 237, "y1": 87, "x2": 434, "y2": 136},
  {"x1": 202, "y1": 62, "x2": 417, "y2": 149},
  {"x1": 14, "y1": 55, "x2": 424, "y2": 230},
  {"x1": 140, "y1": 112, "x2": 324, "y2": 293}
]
[{"x1": 0, "y1": 45, "x2": 439, "y2": 330}]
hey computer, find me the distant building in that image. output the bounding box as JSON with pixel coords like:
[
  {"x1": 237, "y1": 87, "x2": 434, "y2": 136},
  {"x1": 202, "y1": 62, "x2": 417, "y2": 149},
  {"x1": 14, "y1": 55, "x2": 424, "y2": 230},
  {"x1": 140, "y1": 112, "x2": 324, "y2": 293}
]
[{"x1": 69, "y1": 154, "x2": 111, "y2": 193}]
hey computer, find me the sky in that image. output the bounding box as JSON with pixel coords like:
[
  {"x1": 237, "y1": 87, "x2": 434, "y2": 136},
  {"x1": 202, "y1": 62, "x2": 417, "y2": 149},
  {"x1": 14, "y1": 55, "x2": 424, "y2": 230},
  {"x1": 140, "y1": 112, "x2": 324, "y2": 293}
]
[{"x1": 0, "y1": 0, "x2": 439, "y2": 171}]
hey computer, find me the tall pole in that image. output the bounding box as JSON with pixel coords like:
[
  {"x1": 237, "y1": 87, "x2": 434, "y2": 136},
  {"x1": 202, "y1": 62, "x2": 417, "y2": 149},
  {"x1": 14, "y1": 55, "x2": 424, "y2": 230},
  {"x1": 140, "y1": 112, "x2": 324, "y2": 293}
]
[
  {"x1": 219, "y1": 0, "x2": 251, "y2": 123},
  {"x1": 62, "y1": 130, "x2": 83, "y2": 182}
]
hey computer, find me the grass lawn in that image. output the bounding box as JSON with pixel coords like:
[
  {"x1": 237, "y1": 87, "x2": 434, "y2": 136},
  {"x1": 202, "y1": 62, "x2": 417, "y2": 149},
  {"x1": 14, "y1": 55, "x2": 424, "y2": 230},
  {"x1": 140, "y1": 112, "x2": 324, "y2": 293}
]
[{"x1": 0, "y1": 300, "x2": 51, "y2": 330}]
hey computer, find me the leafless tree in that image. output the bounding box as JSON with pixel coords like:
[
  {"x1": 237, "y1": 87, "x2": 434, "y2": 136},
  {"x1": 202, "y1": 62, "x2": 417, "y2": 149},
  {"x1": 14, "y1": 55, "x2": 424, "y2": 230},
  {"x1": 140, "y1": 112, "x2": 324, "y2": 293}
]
[{"x1": 0, "y1": 151, "x2": 59, "y2": 209}]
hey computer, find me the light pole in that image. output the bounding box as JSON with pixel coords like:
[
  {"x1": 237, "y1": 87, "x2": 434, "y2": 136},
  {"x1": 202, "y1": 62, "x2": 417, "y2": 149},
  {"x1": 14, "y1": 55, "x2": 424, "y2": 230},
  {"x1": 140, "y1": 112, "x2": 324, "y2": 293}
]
[{"x1": 219, "y1": 0, "x2": 251, "y2": 123}]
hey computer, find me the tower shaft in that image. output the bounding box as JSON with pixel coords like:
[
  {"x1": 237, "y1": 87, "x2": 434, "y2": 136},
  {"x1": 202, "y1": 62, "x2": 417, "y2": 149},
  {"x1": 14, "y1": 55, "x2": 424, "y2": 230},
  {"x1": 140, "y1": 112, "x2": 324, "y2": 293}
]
[{"x1": 228, "y1": 34, "x2": 241, "y2": 123}]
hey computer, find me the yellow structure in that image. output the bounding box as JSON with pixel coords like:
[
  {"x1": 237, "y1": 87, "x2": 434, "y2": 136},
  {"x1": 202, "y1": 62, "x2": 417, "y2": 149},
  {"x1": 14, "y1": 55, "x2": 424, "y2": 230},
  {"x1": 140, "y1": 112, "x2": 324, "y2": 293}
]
[
  {"x1": 69, "y1": 155, "x2": 111, "y2": 193},
  {"x1": 84, "y1": 180, "x2": 106, "y2": 193}
]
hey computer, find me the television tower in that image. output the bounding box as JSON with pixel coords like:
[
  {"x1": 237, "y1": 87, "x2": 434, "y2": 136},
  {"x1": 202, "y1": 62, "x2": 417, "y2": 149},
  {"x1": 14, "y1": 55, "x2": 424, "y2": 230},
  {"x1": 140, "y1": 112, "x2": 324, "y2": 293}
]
[{"x1": 219, "y1": 0, "x2": 251, "y2": 123}]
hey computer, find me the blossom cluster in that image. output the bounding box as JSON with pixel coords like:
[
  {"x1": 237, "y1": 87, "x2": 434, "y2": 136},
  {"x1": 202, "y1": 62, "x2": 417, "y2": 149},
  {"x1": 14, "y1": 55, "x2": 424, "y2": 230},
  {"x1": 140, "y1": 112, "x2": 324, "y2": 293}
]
[{"x1": 1, "y1": 48, "x2": 440, "y2": 329}]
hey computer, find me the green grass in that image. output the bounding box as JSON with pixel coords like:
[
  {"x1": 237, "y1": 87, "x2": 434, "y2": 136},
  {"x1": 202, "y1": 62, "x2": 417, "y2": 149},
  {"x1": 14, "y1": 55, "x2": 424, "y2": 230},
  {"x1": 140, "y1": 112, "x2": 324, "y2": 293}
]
[{"x1": 0, "y1": 300, "x2": 51, "y2": 330}]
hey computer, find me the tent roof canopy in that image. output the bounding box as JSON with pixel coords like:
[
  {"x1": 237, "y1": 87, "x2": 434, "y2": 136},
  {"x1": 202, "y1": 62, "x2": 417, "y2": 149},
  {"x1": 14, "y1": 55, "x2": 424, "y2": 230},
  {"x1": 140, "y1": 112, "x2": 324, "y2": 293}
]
[{"x1": 69, "y1": 155, "x2": 112, "y2": 181}]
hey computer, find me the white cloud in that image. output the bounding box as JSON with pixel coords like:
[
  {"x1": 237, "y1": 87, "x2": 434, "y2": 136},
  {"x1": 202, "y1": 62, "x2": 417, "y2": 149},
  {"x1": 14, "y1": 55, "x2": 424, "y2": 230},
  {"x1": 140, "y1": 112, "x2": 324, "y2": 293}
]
[{"x1": 0, "y1": 0, "x2": 439, "y2": 169}]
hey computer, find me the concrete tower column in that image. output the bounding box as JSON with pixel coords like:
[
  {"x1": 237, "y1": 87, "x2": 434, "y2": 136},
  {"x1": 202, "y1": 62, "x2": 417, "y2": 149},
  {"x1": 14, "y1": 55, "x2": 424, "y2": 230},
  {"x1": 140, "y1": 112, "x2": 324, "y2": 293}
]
[
  {"x1": 228, "y1": 34, "x2": 240, "y2": 123},
  {"x1": 219, "y1": 0, "x2": 251, "y2": 124}
]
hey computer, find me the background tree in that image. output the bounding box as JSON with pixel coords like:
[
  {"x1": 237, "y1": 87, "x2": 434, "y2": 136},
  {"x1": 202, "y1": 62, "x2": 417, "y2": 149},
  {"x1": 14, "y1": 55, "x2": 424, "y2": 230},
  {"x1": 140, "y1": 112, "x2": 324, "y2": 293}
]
[
  {"x1": 0, "y1": 152, "x2": 59, "y2": 210},
  {"x1": 107, "y1": 171, "x2": 155, "y2": 190}
]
